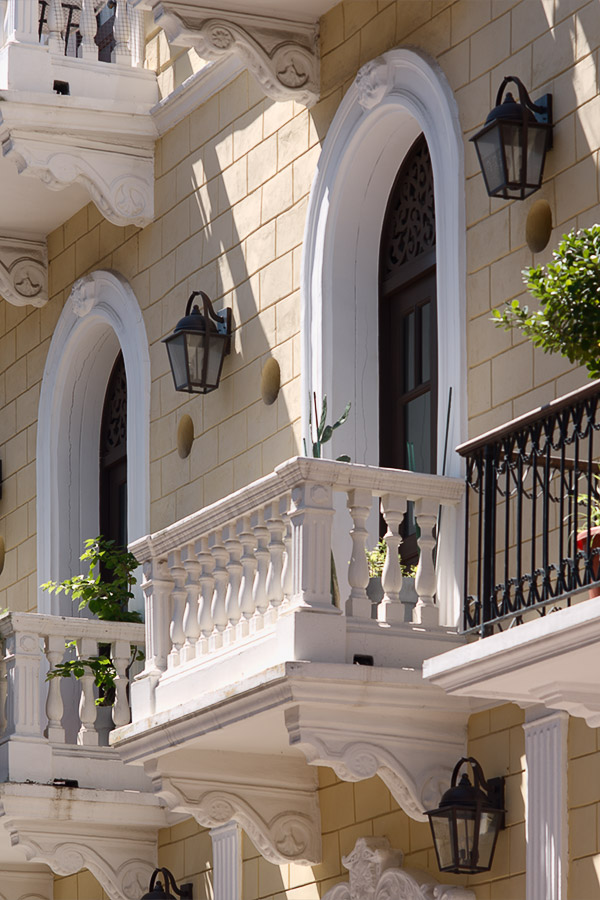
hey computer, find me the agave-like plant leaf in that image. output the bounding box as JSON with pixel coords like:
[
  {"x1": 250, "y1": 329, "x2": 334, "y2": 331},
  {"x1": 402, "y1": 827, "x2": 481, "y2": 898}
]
[
  {"x1": 321, "y1": 424, "x2": 333, "y2": 445},
  {"x1": 336, "y1": 454, "x2": 351, "y2": 463},
  {"x1": 333, "y1": 401, "x2": 351, "y2": 429},
  {"x1": 318, "y1": 394, "x2": 328, "y2": 438}
]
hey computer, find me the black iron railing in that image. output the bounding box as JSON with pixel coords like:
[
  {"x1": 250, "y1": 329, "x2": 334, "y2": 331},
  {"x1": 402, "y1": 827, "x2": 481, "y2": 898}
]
[{"x1": 459, "y1": 381, "x2": 600, "y2": 636}]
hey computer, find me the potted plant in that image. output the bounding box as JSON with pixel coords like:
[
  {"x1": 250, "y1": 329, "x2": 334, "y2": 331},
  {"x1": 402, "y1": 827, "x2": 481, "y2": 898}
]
[
  {"x1": 572, "y1": 478, "x2": 600, "y2": 599},
  {"x1": 366, "y1": 539, "x2": 417, "y2": 619},
  {"x1": 41, "y1": 537, "x2": 143, "y2": 736}
]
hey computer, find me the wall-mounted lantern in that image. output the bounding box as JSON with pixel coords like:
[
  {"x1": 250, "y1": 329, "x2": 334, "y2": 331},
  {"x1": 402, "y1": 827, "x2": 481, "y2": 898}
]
[
  {"x1": 471, "y1": 76, "x2": 553, "y2": 200},
  {"x1": 140, "y1": 867, "x2": 193, "y2": 899},
  {"x1": 163, "y1": 291, "x2": 231, "y2": 394},
  {"x1": 425, "y1": 756, "x2": 505, "y2": 875}
]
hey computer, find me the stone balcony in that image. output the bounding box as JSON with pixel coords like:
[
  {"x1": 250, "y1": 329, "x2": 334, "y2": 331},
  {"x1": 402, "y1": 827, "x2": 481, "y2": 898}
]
[
  {"x1": 0, "y1": 611, "x2": 169, "y2": 900},
  {"x1": 112, "y1": 457, "x2": 474, "y2": 867}
]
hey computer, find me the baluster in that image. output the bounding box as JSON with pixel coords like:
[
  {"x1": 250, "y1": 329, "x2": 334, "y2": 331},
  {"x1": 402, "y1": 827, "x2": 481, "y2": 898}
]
[
  {"x1": 168, "y1": 550, "x2": 186, "y2": 669},
  {"x1": 46, "y1": 0, "x2": 65, "y2": 54},
  {"x1": 76, "y1": 637, "x2": 99, "y2": 746},
  {"x1": 288, "y1": 480, "x2": 335, "y2": 611},
  {"x1": 113, "y1": 0, "x2": 131, "y2": 64},
  {"x1": 238, "y1": 516, "x2": 257, "y2": 634},
  {"x1": 252, "y1": 509, "x2": 269, "y2": 623},
  {"x1": 111, "y1": 638, "x2": 132, "y2": 728},
  {"x1": 281, "y1": 495, "x2": 293, "y2": 603},
  {"x1": 224, "y1": 524, "x2": 242, "y2": 641},
  {"x1": 378, "y1": 493, "x2": 406, "y2": 624},
  {"x1": 346, "y1": 488, "x2": 372, "y2": 618},
  {"x1": 196, "y1": 535, "x2": 215, "y2": 653},
  {"x1": 414, "y1": 498, "x2": 440, "y2": 626},
  {"x1": 142, "y1": 558, "x2": 172, "y2": 676},
  {"x1": 266, "y1": 504, "x2": 285, "y2": 617},
  {"x1": 78, "y1": 0, "x2": 97, "y2": 60},
  {"x1": 181, "y1": 544, "x2": 201, "y2": 663},
  {"x1": 128, "y1": 1, "x2": 144, "y2": 67},
  {"x1": 210, "y1": 531, "x2": 228, "y2": 651},
  {"x1": 45, "y1": 634, "x2": 65, "y2": 743}
]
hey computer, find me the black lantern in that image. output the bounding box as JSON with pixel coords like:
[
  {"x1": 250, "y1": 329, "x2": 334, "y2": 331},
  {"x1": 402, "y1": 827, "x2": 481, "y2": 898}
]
[
  {"x1": 140, "y1": 867, "x2": 193, "y2": 900},
  {"x1": 163, "y1": 291, "x2": 231, "y2": 394},
  {"x1": 426, "y1": 757, "x2": 505, "y2": 875},
  {"x1": 471, "y1": 76, "x2": 553, "y2": 200}
]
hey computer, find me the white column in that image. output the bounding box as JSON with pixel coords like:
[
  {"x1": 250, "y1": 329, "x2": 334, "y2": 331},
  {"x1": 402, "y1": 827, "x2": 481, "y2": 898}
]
[
  {"x1": 524, "y1": 709, "x2": 568, "y2": 900},
  {"x1": 210, "y1": 821, "x2": 242, "y2": 900},
  {"x1": 4, "y1": 0, "x2": 39, "y2": 44}
]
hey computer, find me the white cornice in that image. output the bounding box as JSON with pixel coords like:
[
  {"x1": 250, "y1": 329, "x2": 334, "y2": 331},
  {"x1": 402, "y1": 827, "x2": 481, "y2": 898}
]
[
  {"x1": 138, "y1": 1, "x2": 320, "y2": 107},
  {"x1": 0, "y1": 235, "x2": 47, "y2": 307},
  {"x1": 151, "y1": 55, "x2": 244, "y2": 135}
]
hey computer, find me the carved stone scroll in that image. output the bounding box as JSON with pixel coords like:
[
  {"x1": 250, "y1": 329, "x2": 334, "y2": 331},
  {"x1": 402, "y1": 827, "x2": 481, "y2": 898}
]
[{"x1": 0, "y1": 237, "x2": 47, "y2": 307}]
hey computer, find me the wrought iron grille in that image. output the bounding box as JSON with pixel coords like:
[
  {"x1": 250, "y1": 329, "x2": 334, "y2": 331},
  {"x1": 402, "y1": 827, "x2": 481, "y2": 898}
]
[{"x1": 459, "y1": 380, "x2": 600, "y2": 636}]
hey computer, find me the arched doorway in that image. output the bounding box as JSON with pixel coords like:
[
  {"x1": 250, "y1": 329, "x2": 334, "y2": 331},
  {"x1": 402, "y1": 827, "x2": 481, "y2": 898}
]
[{"x1": 100, "y1": 351, "x2": 128, "y2": 548}]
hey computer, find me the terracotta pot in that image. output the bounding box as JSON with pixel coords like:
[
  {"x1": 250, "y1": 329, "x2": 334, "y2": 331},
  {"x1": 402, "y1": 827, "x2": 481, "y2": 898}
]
[{"x1": 576, "y1": 526, "x2": 600, "y2": 599}]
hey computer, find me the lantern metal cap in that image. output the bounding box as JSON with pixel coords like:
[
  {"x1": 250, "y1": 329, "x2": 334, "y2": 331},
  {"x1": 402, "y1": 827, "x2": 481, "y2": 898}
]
[{"x1": 140, "y1": 867, "x2": 193, "y2": 900}]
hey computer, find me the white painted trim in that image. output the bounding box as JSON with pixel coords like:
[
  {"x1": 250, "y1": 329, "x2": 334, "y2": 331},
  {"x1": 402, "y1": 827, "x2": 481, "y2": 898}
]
[
  {"x1": 210, "y1": 822, "x2": 242, "y2": 900},
  {"x1": 151, "y1": 56, "x2": 245, "y2": 135},
  {"x1": 524, "y1": 709, "x2": 568, "y2": 900},
  {"x1": 36, "y1": 270, "x2": 150, "y2": 616},
  {"x1": 301, "y1": 49, "x2": 467, "y2": 625},
  {"x1": 301, "y1": 47, "x2": 466, "y2": 473}
]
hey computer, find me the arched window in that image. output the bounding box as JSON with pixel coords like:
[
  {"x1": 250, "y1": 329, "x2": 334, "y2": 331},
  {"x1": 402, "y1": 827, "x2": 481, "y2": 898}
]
[
  {"x1": 100, "y1": 351, "x2": 127, "y2": 548},
  {"x1": 379, "y1": 134, "x2": 437, "y2": 476}
]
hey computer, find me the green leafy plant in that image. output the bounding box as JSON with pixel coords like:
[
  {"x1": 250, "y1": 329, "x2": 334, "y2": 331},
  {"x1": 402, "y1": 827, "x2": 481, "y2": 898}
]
[
  {"x1": 304, "y1": 393, "x2": 351, "y2": 462},
  {"x1": 366, "y1": 539, "x2": 417, "y2": 579},
  {"x1": 41, "y1": 537, "x2": 142, "y2": 704},
  {"x1": 492, "y1": 225, "x2": 600, "y2": 378}
]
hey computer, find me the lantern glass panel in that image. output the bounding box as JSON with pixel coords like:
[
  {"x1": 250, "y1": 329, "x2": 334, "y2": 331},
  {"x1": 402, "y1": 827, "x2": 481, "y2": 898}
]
[
  {"x1": 430, "y1": 810, "x2": 455, "y2": 870},
  {"x1": 165, "y1": 334, "x2": 189, "y2": 391},
  {"x1": 525, "y1": 125, "x2": 549, "y2": 190},
  {"x1": 186, "y1": 332, "x2": 207, "y2": 389},
  {"x1": 477, "y1": 809, "x2": 503, "y2": 870},
  {"x1": 455, "y1": 808, "x2": 476, "y2": 869},
  {"x1": 206, "y1": 333, "x2": 227, "y2": 387},
  {"x1": 473, "y1": 124, "x2": 506, "y2": 196}
]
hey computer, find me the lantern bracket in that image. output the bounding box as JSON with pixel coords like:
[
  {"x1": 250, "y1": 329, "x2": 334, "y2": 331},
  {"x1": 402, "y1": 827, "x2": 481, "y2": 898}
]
[
  {"x1": 451, "y1": 757, "x2": 506, "y2": 829},
  {"x1": 496, "y1": 76, "x2": 553, "y2": 147},
  {"x1": 186, "y1": 290, "x2": 232, "y2": 353},
  {"x1": 143, "y1": 866, "x2": 193, "y2": 899}
]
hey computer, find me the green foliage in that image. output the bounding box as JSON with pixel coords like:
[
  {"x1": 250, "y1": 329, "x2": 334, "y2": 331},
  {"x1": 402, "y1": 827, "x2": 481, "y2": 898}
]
[
  {"x1": 571, "y1": 475, "x2": 600, "y2": 529},
  {"x1": 366, "y1": 539, "x2": 417, "y2": 579},
  {"x1": 304, "y1": 393, "x2": 351, "y2": 462},
  {"x1": 492, "y1": 225, "x2": 600, "y2": 378},
  {"x1": 41, "y1": 536, "x2": 142, "y2": 623},
  {"x1": 41, "y1": 537, "x2": 143, "y2": 704}
]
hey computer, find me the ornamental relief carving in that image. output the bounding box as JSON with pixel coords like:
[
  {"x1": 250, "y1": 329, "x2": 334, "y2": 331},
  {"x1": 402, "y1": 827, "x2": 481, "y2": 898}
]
[
  {"x1": 322, "y1": 837, "x2": 476, "y2": 900},
  {"x1": 0, "y1": 238, "x2": 48, "y2": 308}
]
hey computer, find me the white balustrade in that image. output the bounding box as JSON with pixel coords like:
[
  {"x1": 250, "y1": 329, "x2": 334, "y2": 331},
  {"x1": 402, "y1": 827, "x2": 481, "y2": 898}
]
[
  {"x1": 0, "y1": 612, "x2": 144, "y2": 749},
  {"x1": 130, "y1": 458, "x2": 465, "y2": 684}
]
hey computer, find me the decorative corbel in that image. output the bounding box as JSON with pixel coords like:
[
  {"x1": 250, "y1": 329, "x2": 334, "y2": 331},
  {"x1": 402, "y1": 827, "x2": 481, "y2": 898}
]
[
  {"x1": 0, "y1": 237, "x2": 47, "y2": 307},
  {"x1": 146, "y1": 751, "x2": 321, "y2": 865},
  {"x1": 139, "y1": 2, "x2": 319, "y2": 107}
]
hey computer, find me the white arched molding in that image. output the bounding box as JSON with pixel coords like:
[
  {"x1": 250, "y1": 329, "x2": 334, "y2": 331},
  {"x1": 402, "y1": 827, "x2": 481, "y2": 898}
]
[
  {"x1": 301, "y1": 49, "x2": 467, "y2": 625},
  {"x1": 36, "y1": 271, "x2": 150, "y2": 615}
]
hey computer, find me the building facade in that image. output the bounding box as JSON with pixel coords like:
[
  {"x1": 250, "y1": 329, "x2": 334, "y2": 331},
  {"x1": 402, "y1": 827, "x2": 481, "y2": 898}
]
[{"x1": 0, "y1": 1, "x2": 599, "y2": 898}]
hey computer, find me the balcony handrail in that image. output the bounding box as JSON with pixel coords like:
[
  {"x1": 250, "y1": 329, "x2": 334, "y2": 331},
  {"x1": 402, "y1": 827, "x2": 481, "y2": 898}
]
[{"x1": 457, "y1": 378, "x2": 600, "y2": 456}]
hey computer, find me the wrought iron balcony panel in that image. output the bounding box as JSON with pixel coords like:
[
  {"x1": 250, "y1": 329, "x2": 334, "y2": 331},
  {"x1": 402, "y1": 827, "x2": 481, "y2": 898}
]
[{"x1": 459, "y1": 380, "x2": 600, "y2": 636}]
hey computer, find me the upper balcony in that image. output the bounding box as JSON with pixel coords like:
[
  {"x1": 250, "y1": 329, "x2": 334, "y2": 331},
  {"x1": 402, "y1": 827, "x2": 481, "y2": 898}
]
[
  {"x1": 0, "y1": 1, "x2": 157, "y2": 296},
  {"x1": 0, "y1": 610, "x2": 170, "y2": 898},
  {"x1": 425, "y1": 380, "x2": 600, "y2": 728},
  {"x1": 111, "y1": 457, "x2": 474, "y2": 866}
]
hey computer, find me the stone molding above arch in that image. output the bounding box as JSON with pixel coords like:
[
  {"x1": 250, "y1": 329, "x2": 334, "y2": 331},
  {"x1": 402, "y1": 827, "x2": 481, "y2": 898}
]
[
  {"x1": 0, "y1": 236, "x2": 47, "y2": 307},
  {"x1": 133, "y1": 0, "x2": 319, "y2": 107},
  {"x1": 36, "y1": 270, "x2": 150, "y2": 614},
  {"x1": 322, "y1": 836, "x2": 476, "y2": 900},
  {"x1": 146, "y1": 751, "x2": 321, "y2": 866}
]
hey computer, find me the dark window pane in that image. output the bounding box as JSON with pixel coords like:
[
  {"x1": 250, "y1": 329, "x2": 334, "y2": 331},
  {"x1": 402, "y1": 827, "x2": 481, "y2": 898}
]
[
  {"x1": 405, "y1": 391, "x2": 431, "y2": 474},
  {"x1": 404, "y1": 311, "x2": 415, "y2": 392},
  {"x1": 421, "y1": 301, "x2": 431, "y2": 383}
]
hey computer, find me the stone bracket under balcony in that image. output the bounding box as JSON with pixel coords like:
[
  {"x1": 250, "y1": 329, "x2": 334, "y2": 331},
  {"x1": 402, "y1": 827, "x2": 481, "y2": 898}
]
[
  {"x1": 424, "y1": 597, "x2": 600, "y2": 728},
  {"x1": 0, "y1": 235, "x2": 47, "y2": 307},
  {"x1": 0, "y1": 94, "x2": 156, "y2": 231},
  {"x1": 0, "y1": 782, "x2": 168, "y2": 900},
  {"x1": 146, "y1": 749, "x2": 321, "y2": 865},
  {"x1": 134, "y1": 0, "x2": 320, "y2": 107}
]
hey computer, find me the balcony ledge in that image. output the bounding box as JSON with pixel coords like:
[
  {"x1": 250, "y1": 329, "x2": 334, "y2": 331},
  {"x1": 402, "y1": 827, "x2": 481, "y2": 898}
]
[{"x1": 424, "y1": 594, "x2": 600, "y2": 726}]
